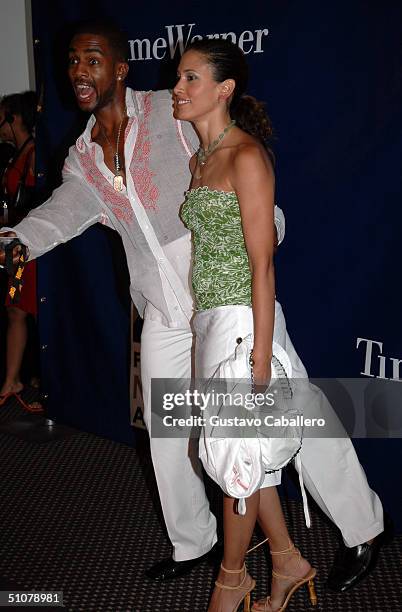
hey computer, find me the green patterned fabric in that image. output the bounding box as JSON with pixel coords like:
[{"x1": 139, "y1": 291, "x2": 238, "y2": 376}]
[{"x1": 181, "y1": 186, "x2": 252, "y2": 310}]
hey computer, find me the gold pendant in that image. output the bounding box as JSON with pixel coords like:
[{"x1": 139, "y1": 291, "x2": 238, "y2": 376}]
[
  {"x1": 113, "y1": 174, "x2": 124, "y2": 192},
  {"x1": 192, "y1": 159, "x2": 202, "y2": 180}
]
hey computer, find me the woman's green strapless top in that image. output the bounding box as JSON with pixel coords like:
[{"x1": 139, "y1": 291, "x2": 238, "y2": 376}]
[{"x1": 181, "y1": 186, "x2": 252, "y2": 311}]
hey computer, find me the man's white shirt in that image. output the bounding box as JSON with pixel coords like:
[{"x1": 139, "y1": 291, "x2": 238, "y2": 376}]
[{"x1": 5, "y1": 88, "x2": 285, "y2": 327}]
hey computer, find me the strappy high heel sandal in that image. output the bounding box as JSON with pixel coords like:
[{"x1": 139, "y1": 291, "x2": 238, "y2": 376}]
[
  {"x1": 212, "y1": 563, "x2": 256, "y2": 612},
  {"x1": 251, "y1": 542, "x2": 317, "y2": 612}
]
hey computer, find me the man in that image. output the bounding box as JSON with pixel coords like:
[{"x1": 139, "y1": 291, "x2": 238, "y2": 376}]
[{"x1": 0, "y1": 20, "x2": 389, "y2": 592}]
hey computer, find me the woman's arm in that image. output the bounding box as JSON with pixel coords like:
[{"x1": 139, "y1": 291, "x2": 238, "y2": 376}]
[{"x1": 232, "y1": 143, "x2": 275, "y2": 385}]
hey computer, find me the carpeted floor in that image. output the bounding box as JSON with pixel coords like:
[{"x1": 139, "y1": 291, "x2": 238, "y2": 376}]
[{"x1": 0, "y1": 396, "x2": 401, "y2": 612}]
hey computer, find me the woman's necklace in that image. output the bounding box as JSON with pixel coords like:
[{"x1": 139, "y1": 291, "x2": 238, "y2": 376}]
[
  {"x1": 193, "y1": 119, "x2": 236, "y2": 179},
  {"x1": 99, "y1": 110, "x2": 126, "y2": 191}
]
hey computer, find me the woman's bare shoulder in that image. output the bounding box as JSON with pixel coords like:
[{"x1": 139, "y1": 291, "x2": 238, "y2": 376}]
[{"x1": 232, "y1": 137, "x2": 273, "y2": 177}]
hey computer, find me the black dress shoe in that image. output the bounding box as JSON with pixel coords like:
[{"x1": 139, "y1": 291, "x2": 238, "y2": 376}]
[
  {"x1": 145, "y1": 542, "x2": 223, "y2": 581},
  {"x1": 327, "y1": 515, "x2": 394, "y2": 593},
  {"x1": 145, "y1": 557, "x2": 202, "y2": 581}
]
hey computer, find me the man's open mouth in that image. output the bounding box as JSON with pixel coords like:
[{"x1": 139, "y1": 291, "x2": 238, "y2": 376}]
[{"x1": 74, "y1": 82, "x2": 96, "y2": 103}]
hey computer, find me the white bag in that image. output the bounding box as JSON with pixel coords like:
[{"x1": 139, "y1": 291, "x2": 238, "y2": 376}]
[{"x1": 199, "y1": 335, "x2": 310, "y2": 524}]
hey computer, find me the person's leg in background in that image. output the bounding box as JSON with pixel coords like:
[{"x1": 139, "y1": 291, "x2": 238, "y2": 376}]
[
  {"x1": 0, "y1": 305, "x2": 27, "y2": 400},
  {"x1": 0, "y1": 261, "x2": 42, "y2": 412}
]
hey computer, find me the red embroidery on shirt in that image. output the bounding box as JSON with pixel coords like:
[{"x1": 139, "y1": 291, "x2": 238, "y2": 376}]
[
  {"x1": 130, "y1": 94, "x2": 159, "y2": 210},
  {"x1": 125, "y1": 117, "x2": 135, "y2": 141},
  {"x1": 76, "y1": 137, "x2": 85, "y2": 152},
  {"x1": 78, "y1": 146, "x2": 133, "y2": 224}
]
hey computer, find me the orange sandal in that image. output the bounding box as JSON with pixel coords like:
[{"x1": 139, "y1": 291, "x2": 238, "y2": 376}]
[{"x1": 251, "y1": 542, "x2": 317, "y2": 612}]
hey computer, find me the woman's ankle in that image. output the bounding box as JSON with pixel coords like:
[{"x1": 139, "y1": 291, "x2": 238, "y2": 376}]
[
  {"x1": 272, "y1": 550, "x2": 311, "y2": 579},
  {"x1": 218, "y1": 563, "x2": 247, "y2": 587}
]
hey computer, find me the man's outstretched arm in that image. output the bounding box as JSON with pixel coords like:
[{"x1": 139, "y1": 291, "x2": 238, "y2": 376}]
[{"x1": 0, "y1": 163, "x2": 104, "y2": 262}]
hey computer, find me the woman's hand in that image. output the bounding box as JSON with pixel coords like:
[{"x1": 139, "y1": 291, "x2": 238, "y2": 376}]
[{"x1": 252, "y1": 353, "x2": 272, "y2": 392}]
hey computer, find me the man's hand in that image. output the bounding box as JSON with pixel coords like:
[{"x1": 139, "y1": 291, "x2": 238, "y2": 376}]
[{"x1": 0, "y1": 232, "x2": 21, "y2": 266}]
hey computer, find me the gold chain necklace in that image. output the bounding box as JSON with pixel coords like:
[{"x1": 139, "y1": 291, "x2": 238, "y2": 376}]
[
  {"x1": 99, "y1": 109, "x2": 126, "y2": 191},
  {"x1": 193, "y1": 119, "x2": 236, "y2": 179}
]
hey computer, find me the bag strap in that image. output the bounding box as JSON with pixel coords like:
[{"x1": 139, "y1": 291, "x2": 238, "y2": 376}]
[
  {"x1": 4, "y1": 238, "x2": 27, "y2": 304},
  {"x1": 295, "y1": 453, "x2": 311, "y2": 528}
]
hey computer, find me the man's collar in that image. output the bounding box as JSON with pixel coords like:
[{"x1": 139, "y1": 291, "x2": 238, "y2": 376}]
[
  {"x1": 125, "y1": 86, "x2": 136, "y2": 118},
  {"x1": 80, "y1": 87, "x2": 136, "y2": 147}
]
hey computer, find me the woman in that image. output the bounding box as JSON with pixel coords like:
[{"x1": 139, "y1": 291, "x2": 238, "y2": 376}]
[
  {"x1": 0, "y1": 91, "x2": 41, "y2": 411},
  {"x1": 174, "y1": 40, "x2": 316, "y2": 612}
]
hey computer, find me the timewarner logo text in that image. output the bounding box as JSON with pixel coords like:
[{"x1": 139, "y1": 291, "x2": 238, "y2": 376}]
[{"x1": 128, "y1": 24, "x2": 269, "y2": 61}]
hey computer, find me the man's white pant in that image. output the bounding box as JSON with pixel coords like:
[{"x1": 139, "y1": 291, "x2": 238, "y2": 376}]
[
  {"x1": 141, "y1": 318, "x2": 217, "y2": 561},
  {"x1": 141, "y1": 302, "x2": 383, "y2": 561},
  {"x1": 273, "y1": 301, "x2": 384, "y2": 546}
]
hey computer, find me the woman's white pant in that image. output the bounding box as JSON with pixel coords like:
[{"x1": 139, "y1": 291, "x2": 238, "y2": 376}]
[
  {"x1": 141, "y1": 301, "x2": 383, "y2": 560},
  {"x1": 193, "y1": 304, "x2": 282, "y2": 488}
]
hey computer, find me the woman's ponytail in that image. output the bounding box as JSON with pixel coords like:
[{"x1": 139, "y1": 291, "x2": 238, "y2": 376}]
[{"x1": 231, "y1": 94, "x2": 274, "y2": 146}]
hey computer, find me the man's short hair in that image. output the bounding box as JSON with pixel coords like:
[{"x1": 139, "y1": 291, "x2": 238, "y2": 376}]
[{"x1": 71, "y1": 19, "x2": 129, "y2": 62}]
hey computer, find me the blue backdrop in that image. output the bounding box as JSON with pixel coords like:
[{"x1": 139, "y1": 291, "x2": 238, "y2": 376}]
[{"x1": 31, "y1": 0, "x2": 402, "y2": 526}]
